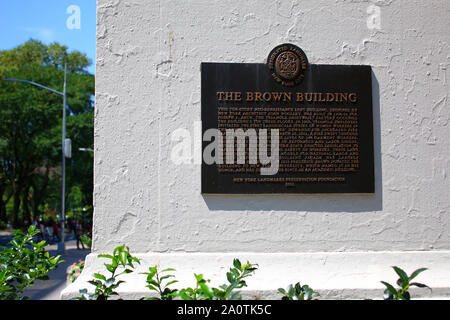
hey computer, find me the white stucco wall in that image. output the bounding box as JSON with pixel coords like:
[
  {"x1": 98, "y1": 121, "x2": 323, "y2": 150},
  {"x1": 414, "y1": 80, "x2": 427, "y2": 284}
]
[
  {"x1": 93, "y1": 0, "x2": 449, "y2": 253},
  {"x1": 63, "y1": 0, "x2": 449, "y2": 299}
]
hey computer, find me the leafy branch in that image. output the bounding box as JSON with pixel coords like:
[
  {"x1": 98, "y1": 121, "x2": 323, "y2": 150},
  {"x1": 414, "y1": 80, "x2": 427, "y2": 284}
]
[
  {"x1": 73, "y1": 244, "x2": 434, "y2": 301},
  {"x1": 278, "y1": 282, "x2": 319, "y2": 300},
  {"x1": 142, "y1": 266, "x2": 178, "y2": 300},
  {"x1": 145, "y1": 258, "x2": 258, "y2": 300},
  {"x1": 77, "y1": 245, "x2": 140, "y2": 300},
  {"x1": 381, "y1": 266, "x2": 431, "y2": 300},
  {"x1": 0, "y1": 225, "x2": 62, "y2": 300}
]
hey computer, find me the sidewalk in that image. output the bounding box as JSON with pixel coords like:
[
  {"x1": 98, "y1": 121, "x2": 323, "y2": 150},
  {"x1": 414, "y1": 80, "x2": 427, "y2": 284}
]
[{"x1": 22, "y1": 239, "x2": 90, "y2": 300}]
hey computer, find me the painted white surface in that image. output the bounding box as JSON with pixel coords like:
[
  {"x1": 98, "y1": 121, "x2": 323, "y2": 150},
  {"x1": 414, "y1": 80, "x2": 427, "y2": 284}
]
[
  {"x1": 61, "y1": 250, "x2": 450, "y2": 299},
  {"x1": 63, "y1": 0, "x2": 450, "y2": 298},
  {"x1": 93, "y1": 0, "x2": 449, "y2": 254}
]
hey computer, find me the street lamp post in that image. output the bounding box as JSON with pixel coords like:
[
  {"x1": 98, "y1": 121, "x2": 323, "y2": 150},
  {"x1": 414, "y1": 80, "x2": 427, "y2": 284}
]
[{"x1": 2, "y1": 64, "x2": 68, "y2": 253}]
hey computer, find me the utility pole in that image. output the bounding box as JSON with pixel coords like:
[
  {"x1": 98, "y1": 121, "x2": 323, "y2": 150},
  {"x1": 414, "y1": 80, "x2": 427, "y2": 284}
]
[{"x1": 59, "y1": 63, "x2": 67, "y2": 253}]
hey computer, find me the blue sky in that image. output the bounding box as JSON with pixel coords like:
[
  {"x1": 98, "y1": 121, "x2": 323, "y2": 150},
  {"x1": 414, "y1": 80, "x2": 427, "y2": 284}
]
[{"x1": 0, "y1": 0, "x2": 96, "y2": 74}]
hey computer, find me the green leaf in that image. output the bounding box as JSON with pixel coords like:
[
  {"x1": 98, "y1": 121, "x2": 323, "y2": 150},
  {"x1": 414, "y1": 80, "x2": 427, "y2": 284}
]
[
  {"x1": 93, "y1": 273, "x2": 106, "y2": 281},
  {"x1": 410, "y1": 282, "x2": 431, "y2": 290},
  {"x1": 37, "y1": 241, "x2": 47, "y2": 247},
  {"x1": 294, "y1": 282, "x2": 302, "y2": 295},
  {"x1": 98, "y1": 254, "x2": 114, "y2": 260},
  {"x1": 226, "y1": 272, "x2": 234, "y2": 284},
  {"x1": 146, "y1": 279, "x2": 158, "y2": 286},
  {"x1": 165, "y1": 280, "x2": 178, "y2": 287},
  {"x1": 235, "y1": 280, "x2": 246, "y2": 289},
  {"x1": 113, "y1": 245, "x2": 124, "y2": 256},
  {"x1": 105, "y1": 264, "x2": 115, "y2": 273},
  {"x1": 380, "y1": 281, "x2": 397, "y2": 296},
  {"x1": 392, "y1": 266, "x2": 409, "y2": 284},
  {"x1": 409, "y1": 268, "x2": 428, "y2": 281},
  {"x1": 233, "y1": 259, "x2": 241, "y2": 270},
  {"x1": 88, "y1": 280, "x2": 100, "y2": 287},
  {"x1": 160, "y1": 275, "x2": 174, "y2": 281},
  {"x1": 199, "y1": 283, "x2": 213, "y2": 299},
  {"x1": 287, "y1": 284, "x2": 295, "y2": 297},
  {"x1": 119, "y1": 251, "x2": 128, "y2": 266},
  {"x1": 146, "y1": 284, "x2": 158, "y2": 291},
  {"x1": 111, "y1": 257, "x2": 119, "y2": 269},
  {"x1": 178, "y1": 289, "x2": 192, "y2": 300},
  {"x1": 194, "y1": 273, "x2": 204, "y2": 282},
  {"x1": 120, "y1": 268, "x2": 132, "y2": 275}
]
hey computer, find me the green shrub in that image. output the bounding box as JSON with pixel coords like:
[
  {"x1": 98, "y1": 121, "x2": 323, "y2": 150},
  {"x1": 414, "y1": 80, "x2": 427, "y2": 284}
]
[
  {"x1": 141, "y1": 266, "x2": 177, "y2": 300},
  {"x1": 278, "y1": 282, "x2": 319, "y2": 300},
  {"x1": 381, "y1": 266, "x2": 431, "y2": 300},
  {"x1": 142, "y1": 258, "x2": 258, "y2": 300},
  {"x1": 75, "y1": 245, "x2": 433, "y2": 301},
  {"x1": 0, "y1": 225, "x2": 62, "y2": 300},
  {"x1": 76, "y1": 245, "x2": 140, "y2": 300},
  {"x1": 80, "y1": 234, "x2": 92, "y2": 249}
]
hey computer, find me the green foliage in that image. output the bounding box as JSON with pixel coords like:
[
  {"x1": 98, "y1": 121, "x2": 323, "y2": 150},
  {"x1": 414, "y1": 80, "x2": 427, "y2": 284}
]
[
  {"x1": 0, "y1": 225, "x2": 62, "y2": 300},
  {"x1": 74, "y1": 245, "x2": 434, "y2": 301},
  {"x1": 76, "y1": 245, "x2": 140, "y2": 300},
  {"x1": 278, "y1": 282, "x2": 319, "y2": 300},
  {"x1": 79, "y1": 234, "x2": 92, "y2": 250},
  {"x1": 176, "y1": 273, "x2": 215, "y2": 300},
  {"x1": 0, "y1": 40, "x2": 91, "y2": 74},
  {"x1": 381, "y1": 266, "x2": 431, "y2": 300},
  {"x1": 66, "y1": 186, "x2": 84, "y2": 210},
  {"x1": 217, "y1": 259, "x2": 258, "y2": 300},
  {"x1": 79, "y1": 252, "x2": 257, "y2": 301},
  {"x1": 0, "y1": 39, "x2": 94, "y2": 228},
  {"x1": 142, "y1": 266, "x2": 178, "y2": 300},
  {"x1": 147, "y1": 258, "x2": 258, "y2": 300}
]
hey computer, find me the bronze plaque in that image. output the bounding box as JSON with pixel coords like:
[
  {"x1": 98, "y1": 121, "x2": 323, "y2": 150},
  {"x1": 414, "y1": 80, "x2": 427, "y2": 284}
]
[
  {"x1": 268, "y1": 43, "x2": 308, "y2": 86},
  {"x1": 201, "y1": 44, "x2": 374, "y2": 194}
]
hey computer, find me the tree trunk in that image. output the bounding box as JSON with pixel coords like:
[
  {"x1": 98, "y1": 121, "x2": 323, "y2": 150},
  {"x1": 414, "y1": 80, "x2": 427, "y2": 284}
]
[
  {"x1": 30, "y1": 165, "x2": 50, "y2": 221},
  {"x1": 12, "y1": 187, "x2": 21, "y2": 229},
  {"x1": 22, "y1": 187, "x2": 31, "y2": 227},
  {"x1": 0, "y1": 185, "x2": 7, "y2": 224}
]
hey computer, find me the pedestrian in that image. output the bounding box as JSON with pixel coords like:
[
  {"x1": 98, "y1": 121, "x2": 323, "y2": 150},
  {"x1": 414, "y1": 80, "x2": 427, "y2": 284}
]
[
  {"x1": 53, "y1": 220, "x2": 60, "y2": 242},
  {"x1": 38, "y1": 218, "x2": 45, "y2": 240},
  {"x1": 32, "y1": 218, "x2": 41, "y2": 241},
  {"x1": 44, "y1": 221, "x2": 51, "y2": 242},
  {"x1": 75, "y1": 220, "x2": 85, "y2": 250},
  {"x1": 68, "y1": 218, "x2": 74, "y2": 236}
]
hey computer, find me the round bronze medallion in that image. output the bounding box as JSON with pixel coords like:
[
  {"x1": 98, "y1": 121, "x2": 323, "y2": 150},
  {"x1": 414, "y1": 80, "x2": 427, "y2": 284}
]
[
  {"x1": 275, "y1": 51, "x2": 301, "y2": 80},
  {"x1": 267, "y1": 43, "x2": 308, "y2": 86}
]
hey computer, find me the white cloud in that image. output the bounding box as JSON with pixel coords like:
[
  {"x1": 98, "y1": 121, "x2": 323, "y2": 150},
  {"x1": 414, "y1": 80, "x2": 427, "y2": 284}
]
[{"x1": 20, "y1": 27, "x2": 55, "y2": 43}]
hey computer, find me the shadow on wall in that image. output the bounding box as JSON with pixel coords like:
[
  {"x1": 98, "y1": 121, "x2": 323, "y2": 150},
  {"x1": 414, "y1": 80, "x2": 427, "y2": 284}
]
[{"x1": 202, "y1": 72, "x2": 382, "y2": 213}]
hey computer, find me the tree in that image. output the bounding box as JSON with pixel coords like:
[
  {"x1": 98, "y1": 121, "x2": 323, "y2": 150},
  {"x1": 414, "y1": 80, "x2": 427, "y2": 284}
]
[{"x1": 0, "y1": 39, "x2": 94, "y2": 228}]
